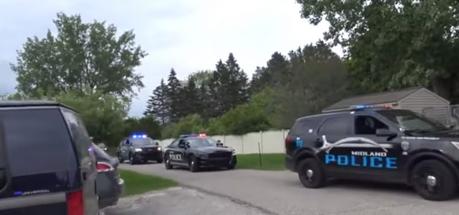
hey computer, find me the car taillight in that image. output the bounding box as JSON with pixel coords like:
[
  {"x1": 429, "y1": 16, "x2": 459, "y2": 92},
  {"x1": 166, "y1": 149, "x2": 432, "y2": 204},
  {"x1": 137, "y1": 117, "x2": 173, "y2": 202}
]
[
  {"x1": 285, "y1": 136, "x2": 295, "y2": 151},
  {"x1": 67, "y1": 190, "x2": 84, "y2": 215},
  {"x1": 96, "y1": 161, "x2": 113, "y2": 173}
]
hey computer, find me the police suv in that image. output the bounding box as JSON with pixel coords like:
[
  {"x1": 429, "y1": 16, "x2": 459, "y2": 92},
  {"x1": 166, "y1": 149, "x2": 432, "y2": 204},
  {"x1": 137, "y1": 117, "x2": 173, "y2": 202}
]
[
  {"x1": 164, "y1": 134, "x2": 237, "y2": 172},
  {"x1": 286, "y1": 105, "x2": 459, "y2": 200},
  {"x1": 117, "y1": 133, "x2": 163, "y2": 165}
]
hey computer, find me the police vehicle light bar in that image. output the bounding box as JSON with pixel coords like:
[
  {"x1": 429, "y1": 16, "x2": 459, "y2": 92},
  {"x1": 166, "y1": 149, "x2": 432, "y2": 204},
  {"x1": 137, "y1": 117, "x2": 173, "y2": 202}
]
[
  {"x1": 350, "y1": 104, "x2": 393, "y2": 110},
  {"x1": 131, "y1": 133, "x2": 148, "y2": 139}
]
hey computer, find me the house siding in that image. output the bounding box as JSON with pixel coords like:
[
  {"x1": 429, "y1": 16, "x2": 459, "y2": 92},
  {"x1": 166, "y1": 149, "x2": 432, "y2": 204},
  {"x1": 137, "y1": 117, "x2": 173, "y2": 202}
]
[{"x1": 398, "y1": 88, "x2": 451, "y2": 125}]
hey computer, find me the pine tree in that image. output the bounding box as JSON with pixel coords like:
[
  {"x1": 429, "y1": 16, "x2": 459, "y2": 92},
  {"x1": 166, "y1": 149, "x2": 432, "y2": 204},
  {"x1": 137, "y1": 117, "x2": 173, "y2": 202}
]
[
  {"x1": 144, "y1": 79, "x2": 169, "y2": 125},
  {"x1": 166, "y1": 68, "x2": 183, "y2": 122},
  {"x1": 210, "y1": 53, "x2": 249, "y2": 116}
]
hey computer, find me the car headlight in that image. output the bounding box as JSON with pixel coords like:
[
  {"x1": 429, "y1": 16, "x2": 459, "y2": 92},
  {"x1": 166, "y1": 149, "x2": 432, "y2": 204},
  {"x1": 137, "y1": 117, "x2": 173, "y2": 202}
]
[
  {"x1": 451, "y1": 141, "x2": 459, "y2": 150},
  {"x1": 157, "y1": 147, "x2": 162, "y2": 151},
  {"x1": 134, "y1": 148, "x2": 142, "y2": 152}
]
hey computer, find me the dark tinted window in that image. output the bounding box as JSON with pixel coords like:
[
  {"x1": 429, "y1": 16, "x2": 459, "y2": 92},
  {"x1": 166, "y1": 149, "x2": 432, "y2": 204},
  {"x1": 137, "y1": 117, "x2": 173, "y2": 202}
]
[
  {"x1": 355, "y1": 116, "x2": 388, "y2": 135},
  {"x1": 319, "y1": 116, "x2": 351, "y2": 135},
  {"x1": 377, "y1": 109, "x2": 446, "y2": 132},
  {"x1": 1, "y1": 108, "x2": 77, "y2": 177},
  {"x1": 61, "y1": 109, "x2": 92, "y2": 160}
]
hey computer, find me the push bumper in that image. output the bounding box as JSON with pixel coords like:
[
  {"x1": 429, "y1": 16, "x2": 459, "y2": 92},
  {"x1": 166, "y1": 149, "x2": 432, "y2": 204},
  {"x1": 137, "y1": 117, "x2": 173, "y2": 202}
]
[
  {"x1": 199, "y1": 155, "x2": 237, "y2": 168},
  {"x1": 133, "y1": 151, "x2": 163, "y2": 161}
]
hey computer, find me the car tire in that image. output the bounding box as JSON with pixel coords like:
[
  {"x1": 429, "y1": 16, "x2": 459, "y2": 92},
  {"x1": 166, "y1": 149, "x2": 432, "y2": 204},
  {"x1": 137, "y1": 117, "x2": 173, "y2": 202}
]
[
  {"x1": 157, "y1": 158, "x2": 163, "y2": 164},
  {"x1": 189, "y1": 156, "x2": 199, "y2": 172},
  {"x1": 228, "y1": 160, "x2": 236, "y2": 170},
  {"x1": 129, "y1": 154, "x2": 136, "y2": 165},
  {"x1": 411, "y1": 160, "x2": 457, "y2": 201},
  {"x1": 164, "y1": 156, "x2": 173, "y2": 170},
  {"x1": 297, "y1": 158, "x2": 326, "y2": 188},
  {"x1": 118, "y1": 153, "x2": 124, "y2": 163}
]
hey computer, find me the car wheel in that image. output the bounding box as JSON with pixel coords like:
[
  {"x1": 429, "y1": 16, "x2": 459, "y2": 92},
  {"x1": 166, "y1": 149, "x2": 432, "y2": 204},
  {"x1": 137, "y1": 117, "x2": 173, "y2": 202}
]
[
  {"x1": 227, "y1": 160, "x2": 236, "y2": 170},
  {"x1": 189, "y1": 156, "x2": 199, "y2": 172},
  {"x1": 157, "y1": 158, "x2": 163, "y2": 164},
  {"x1": 297, "y1": 158, "x2": 326, "y2": 188},
  {"x1": 164, "y1": 156, "x2": 173, "y2": 169},
  {"x1": 411, "y1": 160, "x2": 457, "y2": 201},
  {"x1": 118, "y1": 153, "x2": 124, "y2": 163},
  {"x1": 129, "y1": 154, "x2": 136, "y2": 165}
]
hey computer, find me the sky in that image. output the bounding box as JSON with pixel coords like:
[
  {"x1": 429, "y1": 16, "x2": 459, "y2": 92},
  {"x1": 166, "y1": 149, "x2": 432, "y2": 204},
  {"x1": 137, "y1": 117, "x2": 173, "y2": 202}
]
[{"x1": 0, "y1": 0, "x2": 333, "y2": 116}]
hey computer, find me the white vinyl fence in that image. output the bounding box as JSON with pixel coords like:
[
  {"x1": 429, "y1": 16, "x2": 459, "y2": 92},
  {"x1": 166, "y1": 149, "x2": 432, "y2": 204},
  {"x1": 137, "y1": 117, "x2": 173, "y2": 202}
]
[{"x1": 159, "y1": 130, "x2": 289, "y2": 154}]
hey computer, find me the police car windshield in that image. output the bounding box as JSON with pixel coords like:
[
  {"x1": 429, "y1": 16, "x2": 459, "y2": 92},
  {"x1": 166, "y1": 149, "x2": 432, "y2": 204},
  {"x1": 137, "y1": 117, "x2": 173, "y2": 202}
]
[
  {"x1": 187, "y1": 137, "x2": 217, "y2": 148},
  {"x1": 377, "y1": 110, "x2": 447, "y2": 133},
  {"x1": 131, "y1": 138, "x2": 156, "y2": 146}
]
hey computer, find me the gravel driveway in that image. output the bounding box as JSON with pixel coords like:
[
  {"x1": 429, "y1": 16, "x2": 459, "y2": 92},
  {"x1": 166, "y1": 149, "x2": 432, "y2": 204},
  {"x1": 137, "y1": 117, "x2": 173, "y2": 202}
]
[{"x1": 117, "y1": 163, "x2": 459, "y2": 215}]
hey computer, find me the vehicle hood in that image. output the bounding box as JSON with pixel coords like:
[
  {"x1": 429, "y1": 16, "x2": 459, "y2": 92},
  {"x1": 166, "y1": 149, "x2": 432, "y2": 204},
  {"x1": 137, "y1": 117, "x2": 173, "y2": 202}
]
[{"x1": 407, "y1": 130, "x2": 459, "y2": 139}]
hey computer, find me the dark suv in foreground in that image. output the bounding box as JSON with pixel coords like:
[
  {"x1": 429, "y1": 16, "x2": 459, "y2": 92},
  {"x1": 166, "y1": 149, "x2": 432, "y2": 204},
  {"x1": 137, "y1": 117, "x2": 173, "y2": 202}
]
[
  {"x1": 0, "y1": 101, "x2": 99, "y2": 214},
  {"x1": 286, "y1": 106, "x2": 459, "y2": 201}
]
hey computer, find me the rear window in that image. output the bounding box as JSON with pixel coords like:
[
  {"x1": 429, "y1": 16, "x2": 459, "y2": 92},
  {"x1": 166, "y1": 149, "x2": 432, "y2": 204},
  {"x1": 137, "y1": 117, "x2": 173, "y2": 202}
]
[{"x1": 1, "y1": 108, "x2": 77, "y2": 177}]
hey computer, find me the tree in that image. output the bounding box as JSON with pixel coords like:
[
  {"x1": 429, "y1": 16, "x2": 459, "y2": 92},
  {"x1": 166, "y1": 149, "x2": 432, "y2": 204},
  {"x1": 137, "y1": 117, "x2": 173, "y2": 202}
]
[
  {"x1": 123, "y1": 116, "x2": 161, "y2": 139},
  {"x1": 56, "y1": 92, "x2": 128, "y2": 147},
  {"x1": 181, "y1": 76, "x2": 200, "y2": 116},
  {"x1": 271, "y1": 43, "x2": 349, "y2": 128},
  {"x1": 12, "y1": 13, "x2": 146, "y2": 99},
  {"x1": 166, "y1": 68, "x2": 184, "y2": 122},
  {"x1": 297, "y1": 0, "x2": 459, "y2": 102},
  {"x1": 210, "y1": 53, "x2": 249, "y2": 116},
  {"x1": 145, "y1": 79, "x2": 169, "y2": 124},
  {"x1": 250, "y1": 52, "x2": 289, "y2": 94}
]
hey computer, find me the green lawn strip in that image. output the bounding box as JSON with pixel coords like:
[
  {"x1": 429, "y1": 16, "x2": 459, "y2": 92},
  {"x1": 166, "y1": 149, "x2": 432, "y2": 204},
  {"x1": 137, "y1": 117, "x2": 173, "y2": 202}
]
[
  {"x1": 236, "y1": 153, "x2": 285, "y2": 170},
  {"x1": 120, "y1": 169, "x2": 178, "y2": 197}
]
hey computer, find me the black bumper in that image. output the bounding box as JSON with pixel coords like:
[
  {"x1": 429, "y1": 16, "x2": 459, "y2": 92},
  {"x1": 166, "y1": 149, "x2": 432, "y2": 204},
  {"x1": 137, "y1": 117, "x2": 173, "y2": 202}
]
[
  {"x1": 199, "y1": 155, "x2": 237, "y2": 168},
  {"x1": 285, "y1": 155, "x2": 295, "y2": 172},
  {"x1": 133, "y1": 151, "x2": 163, "y2": 161}
]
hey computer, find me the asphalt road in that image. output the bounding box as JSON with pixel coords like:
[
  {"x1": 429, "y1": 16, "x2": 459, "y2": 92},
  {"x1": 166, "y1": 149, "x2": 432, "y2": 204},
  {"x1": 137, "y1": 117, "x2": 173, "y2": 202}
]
[
  {"x1": 103, "y1": 187, "x2": 267, "y2": 215},
  {"x1": 120, "y1": 163, "x2": 459, "y2": 215}
]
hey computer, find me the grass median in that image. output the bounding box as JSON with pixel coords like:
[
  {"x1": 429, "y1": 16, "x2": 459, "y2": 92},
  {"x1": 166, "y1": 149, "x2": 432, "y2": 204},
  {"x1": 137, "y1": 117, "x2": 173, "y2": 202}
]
[
  {"x1": 120, "y1": 169, "x2": 178, "y2": 197},
  {"x1": 236, "y1": 153, "x2": 285, "y2": 170}
]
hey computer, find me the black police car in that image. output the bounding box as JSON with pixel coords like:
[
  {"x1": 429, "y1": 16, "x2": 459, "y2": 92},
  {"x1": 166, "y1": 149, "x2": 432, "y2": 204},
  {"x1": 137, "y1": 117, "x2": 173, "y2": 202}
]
[
  {"x1": 286, "y1": 105, "x2": 459, "y2": 201},
  {"x1": 117, "y1": 134, "x2": 163, "y2": 165},
  {"x1": 0, "y1": 101, "x2": 99, "y2": 214},
  {"x1": 163, "y1": 134, "x2": 237, "y2": 172}
]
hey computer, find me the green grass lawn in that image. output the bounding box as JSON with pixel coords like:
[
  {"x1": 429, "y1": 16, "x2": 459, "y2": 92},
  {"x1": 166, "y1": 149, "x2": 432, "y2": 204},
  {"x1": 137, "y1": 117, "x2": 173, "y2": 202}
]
[
  {"x1": 236, "y1": 153, "x2": 285, "y2": 170},
  {"x1": 120, "y1": 169, "x2": 178, "y2": 197}
]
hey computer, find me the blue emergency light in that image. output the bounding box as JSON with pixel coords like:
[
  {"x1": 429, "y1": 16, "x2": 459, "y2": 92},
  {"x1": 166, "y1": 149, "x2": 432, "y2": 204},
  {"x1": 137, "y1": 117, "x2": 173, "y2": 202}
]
[{"x1": 131, "y1": 133, "x2": 148, "y2": 139}]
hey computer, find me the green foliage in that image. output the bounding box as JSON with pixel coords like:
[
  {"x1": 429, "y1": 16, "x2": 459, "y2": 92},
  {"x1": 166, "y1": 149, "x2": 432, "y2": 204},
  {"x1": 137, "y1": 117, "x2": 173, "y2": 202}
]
[
  {"x1": 210, "y1": 53, "x2": 249, "y2": 116},
  {"x1": 208, "y1": 89, "x2": 273, "y2": 135},
  {"x1": 56, "y1": 92, "x2": 128, "y2": 147},
  {"x1": 12, "y1": 13, "x2": 146, "y2": 99},
  {"x1": 297, "y1": 0, "x2": 459, "y2": 102},
  {"x1": 122, "y1": 116, "x2": 162, "y2": 139},
  {"x1": 162, "y1": 114, "x2": 206, "y2": 138},
  {"x1": 144, "y1": 79, "x2": 169, "y2": 124}
]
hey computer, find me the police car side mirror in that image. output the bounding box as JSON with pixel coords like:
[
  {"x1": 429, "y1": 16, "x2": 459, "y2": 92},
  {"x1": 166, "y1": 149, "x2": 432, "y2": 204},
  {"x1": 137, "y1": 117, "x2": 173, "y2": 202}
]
[{"x1": 376, "y1": 129, "x2": 397, "y2": 138}]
